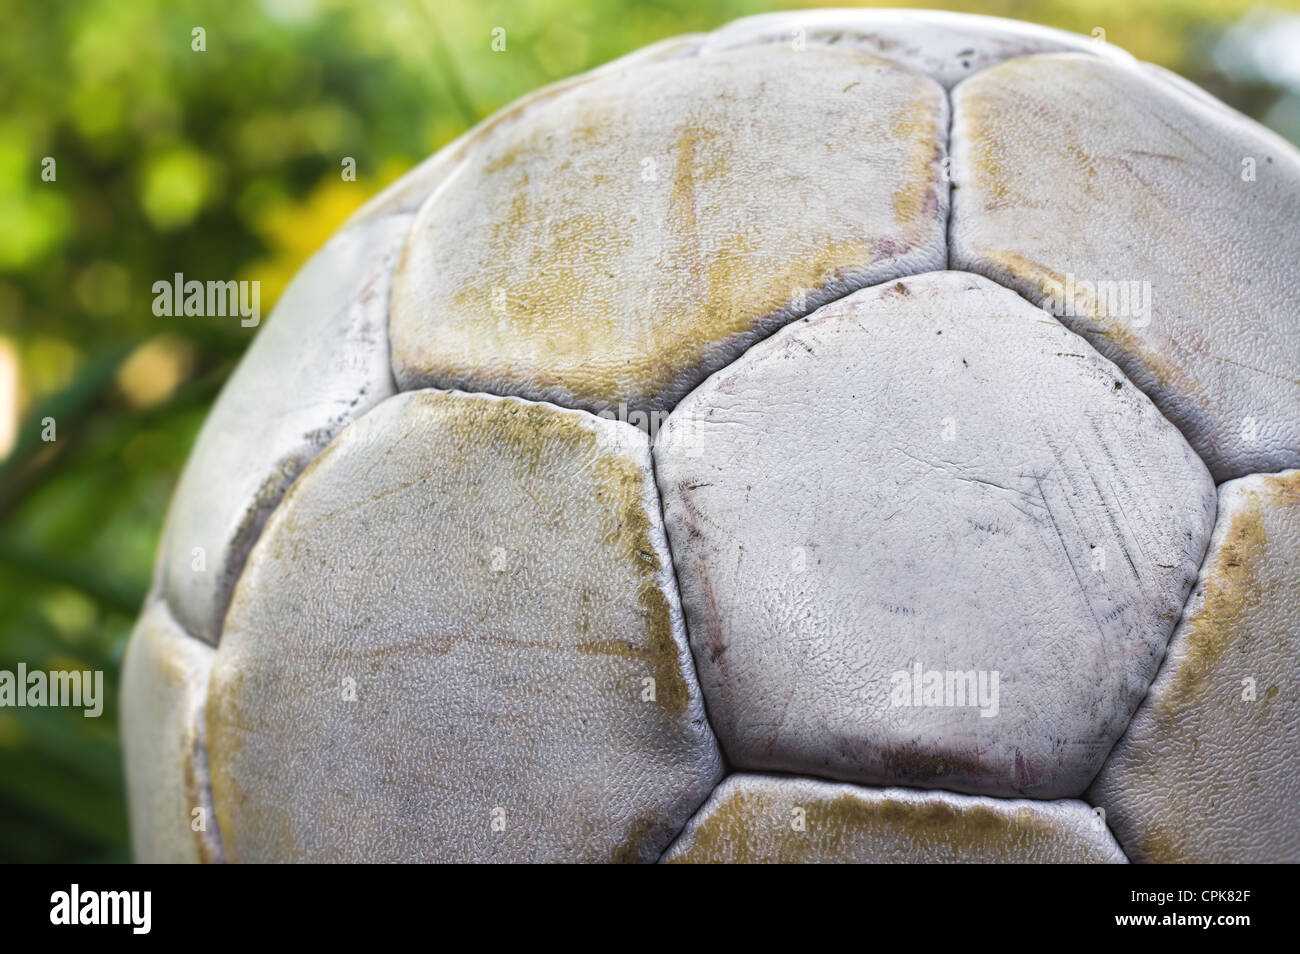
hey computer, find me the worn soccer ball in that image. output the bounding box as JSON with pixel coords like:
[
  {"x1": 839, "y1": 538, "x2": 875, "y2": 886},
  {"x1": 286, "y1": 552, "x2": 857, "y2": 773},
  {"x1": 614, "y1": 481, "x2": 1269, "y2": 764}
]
[{"x1": 122, "y1": 10, "x2": 1299, "y2": 863}]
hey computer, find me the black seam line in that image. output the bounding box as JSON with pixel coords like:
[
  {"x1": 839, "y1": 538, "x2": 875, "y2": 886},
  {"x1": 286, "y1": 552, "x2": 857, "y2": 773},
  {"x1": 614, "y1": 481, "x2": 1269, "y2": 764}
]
[
  {"x1": 381, "y1": 38, "x2": 1038, "y2": 419},
  {"x1": 666, "y1": 769, "x2": 1129, "y2": 862},
  {"x1": 707, "y1": 759, "x2": 1092, "y2": 804},
  {"x1": 642, "y1": 263, "x2": 1223, "y2": 827},
  {"x1": 1081, "y1": 790, "x2": 1135, "y2": 865},
  {"x1": 541, "y1": 70, "x2": 954, "y2": 860},
  {"x1": 191, "y1": 47, "x2": 1241, "y2": 856},
  {"x1": 1076, "y1": 508, "x2": 1218, "y2": 809},
  {"x1": 200, "y1": 39, "x2": 1226, "y2": 656},
  {"x1": 975, "y1": 275, "x2": 1222, "y2": 786},
  {"x1": 951, "y1": 263, "x2": 1220, "y2": 482},
  {"x1": 973, "y1": 278, "x2": 1222, "y2": 807},
  {"x1": 211, "y1": 263, "x2": 1218, "y2": 835},
  {"x1": 195, "y1": 259, "x2": 1221, "y2": 845},
  {"x1": 658, "y1": 770, "x2": 722, "y2": 863},
  {"x1": 177, "y1": 208, "x2": 417, "y2": 651},
  {"x1": 146, "y1": 595, "x2": 230, "y2": 865},
  {"x1": 645, "y1": 447, "x2": 731, "y2": 864},
  {"x1": 944, "y1": 79, "x2": 957, "y2": 269}
]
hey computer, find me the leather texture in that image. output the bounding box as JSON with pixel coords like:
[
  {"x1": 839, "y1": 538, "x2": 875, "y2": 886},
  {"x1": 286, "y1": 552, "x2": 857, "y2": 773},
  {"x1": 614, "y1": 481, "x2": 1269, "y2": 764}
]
[
  {"x1": 388, "y1": 43, "x2": 949, "y2": 416},
  {"x1": 157, "y1": 212, "x2": 408, "y2": 644},
  {"x1": 121, "y1": 10, "x2": 1300, "y2": 863},
  {"x1": 698, "y1": 8, "x2": 1135, "y2": 87},
  {"x1": 655, "y1": 272, "x2": 1215, "y2": 798},
  {"x1": 204, "y1": 390, "x2": 722, "y2": 862},
  {"x1": 1089, "y1": 470, "x2": 1300, "y2": 862},
  {"x1": 951, "y1": 54, "x2": 1300, "y2": 481},
  {"x1": 662, "y1": 774, "x2": 1127, "y2": 863},
  {"x1": 119, "y1": 599, "x2": 222, "y2": 863}
]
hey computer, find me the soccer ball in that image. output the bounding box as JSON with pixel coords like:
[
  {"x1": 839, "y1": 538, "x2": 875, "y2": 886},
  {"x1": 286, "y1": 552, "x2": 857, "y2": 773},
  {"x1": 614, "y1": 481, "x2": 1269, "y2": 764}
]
[{"x1": 122, "y1": 10, "x2": 1299, "y2": 863}]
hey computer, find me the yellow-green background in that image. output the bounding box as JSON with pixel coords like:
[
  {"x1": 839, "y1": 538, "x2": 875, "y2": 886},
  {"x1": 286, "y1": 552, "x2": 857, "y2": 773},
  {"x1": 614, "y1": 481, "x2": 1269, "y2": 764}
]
[{"x1": 1, "y1": 0, "x2": 1296, "y2": 861}]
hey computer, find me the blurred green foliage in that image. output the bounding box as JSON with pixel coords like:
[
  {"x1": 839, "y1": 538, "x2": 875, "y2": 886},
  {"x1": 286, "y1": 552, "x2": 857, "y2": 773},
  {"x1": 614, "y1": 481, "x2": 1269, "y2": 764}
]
[{"x1": 1, "y1": 0, "x2": 1297, "y2": 862}]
